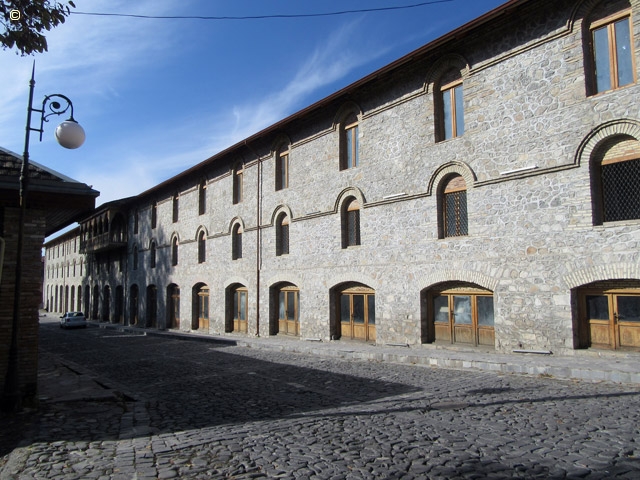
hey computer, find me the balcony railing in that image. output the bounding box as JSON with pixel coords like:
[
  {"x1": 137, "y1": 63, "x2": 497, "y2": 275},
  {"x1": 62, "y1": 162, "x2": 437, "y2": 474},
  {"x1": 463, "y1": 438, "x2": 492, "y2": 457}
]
[{"x1": 80, "y1": 232, "x2": 127, "y2": 254}]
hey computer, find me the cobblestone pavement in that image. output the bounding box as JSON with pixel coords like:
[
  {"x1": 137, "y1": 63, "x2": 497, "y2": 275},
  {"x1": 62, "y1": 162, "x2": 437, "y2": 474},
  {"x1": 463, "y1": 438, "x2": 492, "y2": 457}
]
[{"x1": 1, "y1": 320, "x2": 640, "y2": 479}]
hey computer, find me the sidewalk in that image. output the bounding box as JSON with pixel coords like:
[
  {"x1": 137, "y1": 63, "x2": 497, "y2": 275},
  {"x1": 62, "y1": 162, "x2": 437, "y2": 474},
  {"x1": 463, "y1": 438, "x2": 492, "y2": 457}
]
[{"x1": 91, "y1": 321, "x2": 640, "y2": 385}]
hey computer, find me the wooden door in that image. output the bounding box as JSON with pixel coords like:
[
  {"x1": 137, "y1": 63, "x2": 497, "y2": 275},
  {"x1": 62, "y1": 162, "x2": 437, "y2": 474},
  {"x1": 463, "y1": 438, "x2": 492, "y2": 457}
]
[
  {"x1": 339, "y1": 287, "x2": 375, "y2": 342},
  {"x1": 430, "y1": 288, "x2": 494, "y2": 347},
  {"x1": 198, "y1": 287, "x2": 209, "y2": 331},
  {"x1": 234, "y1": 288, "x2": 248, "y2": 333},
  {"x1": 169, "y1": 287, "x2": 180, "y2": 329},
  {"x1": 279, "y1": 288, "x2": 299, "y2": 336},
  {"x1": 582, "y1": 290, "x2": 640, "y2": 350}
]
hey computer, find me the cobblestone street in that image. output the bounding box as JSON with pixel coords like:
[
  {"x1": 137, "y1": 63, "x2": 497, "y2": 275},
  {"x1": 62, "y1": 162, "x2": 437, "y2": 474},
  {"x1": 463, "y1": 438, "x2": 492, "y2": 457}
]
[{"x1": 1, "y1": 319, "x2": 639, "y2": 479}]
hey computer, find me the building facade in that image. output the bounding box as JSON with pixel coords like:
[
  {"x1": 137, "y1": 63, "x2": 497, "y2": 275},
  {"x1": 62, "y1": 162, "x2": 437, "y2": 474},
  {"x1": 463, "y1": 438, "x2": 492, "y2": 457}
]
[{"x1": 44, "y1": 0, "x2": 640, "y2": 356}]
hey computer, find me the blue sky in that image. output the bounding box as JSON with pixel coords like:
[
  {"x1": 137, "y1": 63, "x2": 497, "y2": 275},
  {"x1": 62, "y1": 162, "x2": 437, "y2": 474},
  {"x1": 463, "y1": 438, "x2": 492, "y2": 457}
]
[{"x1": 1, "y1": 0, "x2": 506, "y2": 216}]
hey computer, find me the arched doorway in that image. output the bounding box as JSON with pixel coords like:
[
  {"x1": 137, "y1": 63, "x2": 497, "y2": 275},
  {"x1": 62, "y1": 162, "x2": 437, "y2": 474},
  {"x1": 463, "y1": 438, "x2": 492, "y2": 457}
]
[
  {"x1": 146, "y1": 285, "x2": 157, "y2": 328},
  {"x1": 226, "y1": 284, "x2": 248, "y2": 333},
  {"x1": 333, "y1": 283, "x2": 375, "y2": 343},
  {"x1": 270, "y1": 283, "x2": 299, "y2": 336},
  {"x1": 115, "y1": 286, "x2": 124, "y2": 324},
  {"x1": 167, "y1": 284, "x2": 180, "y2": 329},
  {"x1": 102, "y1": 285, "x2": 111, "y2": 322},
  {"x1": 192, "y1": 283, "x2": 209, "y2": 331},
  {"x1": 129, "y1": 284, "x2": 139, "y2": 326},
  {"x1": 576, "y1": 280, "x2": 640, "y2": 350},
  {"x1": 422, "y1": 282, "x2": 495, "y2": 347},
  {"x1": 92, "y1": 285, "x2": 99, "y2": 320},
  {"x1": 84, "y1": 286, "x2": 90, "y2": 317}
]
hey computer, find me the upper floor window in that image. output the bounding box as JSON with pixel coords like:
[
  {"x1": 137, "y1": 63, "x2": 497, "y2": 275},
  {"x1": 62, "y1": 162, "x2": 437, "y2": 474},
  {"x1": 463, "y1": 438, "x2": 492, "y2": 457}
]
[
  {"x1": 590, "y1": 9, "x2": 635, "y2": 94},
  {"x1": 151, "y1": 202, "x2": 158, "y2": 229},
  {"x1": 440, "y1": 77, "x2": 464, "y2": 141},
  {"x1": 171, "y1": 237, "x2": 179, "y2": 266},
  {"x1": 198, "y1": 180, "x2": 207, "y2": 215},
  {"x1": 232, "y1": 224, "x2": 243, "y2": 260},
  {"x1": 150, "y1": 241, "x2": 157, "y2": 268},
  {"x1": 439, "y1": 174, "x2": 468, "y2": 238},
  {"x1": 592, "y1": 136, "x2": 640, "y2": 224},
  {"x1": 134, "y1": 210, "x2": 139, "y2": 234},
  {"x1": 276, "y1": 145, "x2": 289, "y2": 191},
  {"x1": 133, "y1": 245, "x2": 139, "y2": 270},
  {"x1": 172, "y1": 194, "x2": 179, "y2": 223},
  {"x1": 233, "y1": 164, "x2": 243, "y2": 204},
  {"x1": 340, "y1": 113, "x2": 359, "y2": 170},
  {"x1": 276, "y1": 213, "x2": 290, "y2": 256},
  {"x1": 198, "y1": 231, "x2": 206, "y2": 264},
  {"x1": 342, "y1": 198, "x2": 361, "y2": 248}
]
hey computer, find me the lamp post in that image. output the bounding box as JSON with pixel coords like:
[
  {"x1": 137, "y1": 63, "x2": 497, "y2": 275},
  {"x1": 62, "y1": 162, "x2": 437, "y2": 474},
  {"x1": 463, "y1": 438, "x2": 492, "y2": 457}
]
[{"x1": 1, "y1": 63, "x2": 85, "y2": 412}]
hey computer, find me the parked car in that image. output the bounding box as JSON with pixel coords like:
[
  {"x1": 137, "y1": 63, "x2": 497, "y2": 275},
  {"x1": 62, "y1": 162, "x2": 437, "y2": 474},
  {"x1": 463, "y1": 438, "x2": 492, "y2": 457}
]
[{"x1": 60, "y1": 311, "x2": 87, "y2": 329}]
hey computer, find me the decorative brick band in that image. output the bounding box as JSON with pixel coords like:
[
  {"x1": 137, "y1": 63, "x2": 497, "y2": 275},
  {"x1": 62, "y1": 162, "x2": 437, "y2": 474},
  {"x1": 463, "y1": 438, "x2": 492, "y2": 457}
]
[{"x1": 563, "y1": 263, "x2": 640, "y2": 289}]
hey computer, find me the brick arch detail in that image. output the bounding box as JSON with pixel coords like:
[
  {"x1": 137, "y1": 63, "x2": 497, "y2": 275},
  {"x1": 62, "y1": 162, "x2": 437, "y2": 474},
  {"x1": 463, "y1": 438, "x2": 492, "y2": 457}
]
[
  {"x1": 563, "y1": 263, "x2": 640, "y2": 289},
  {"x1": 426, "y1": 161, "x2": 476, "y2": 195},
  {"x1": 224, "y1": 277, "x2": 250, "y2": 289},
  {"x1": 267, "y1": 275, "x2": 302, "y2": 290},
  {"x1": 334, "y1": 187, "x2": 366, "y2": 213},
  {"x1": 327, "y1": 273, "x2": 378, "y2": 292},
  {"x1": 227, "y1": 216, "x2": 246, "y2": 234},
  {"x1": 417, "y1": 269, "x2": 499, "y2": 292},
  {"x1": 575, "y1": 119, "x2": 640, "y2": 166},
  {"x1": 194, "y1": 226, "x2": 208, "y2": 241},
  {"x1": 270, "y1": 133, "x2": 292, "y2": 155},
  {"x1": 332, "y1": 101, "x2": 363, "y2": 130},
  {"x1": 425, "y1": 53, "x2": 470, "y2": 94},
  {"x1": 269, "y1": 204, "x2": 294, "y2": 225}
]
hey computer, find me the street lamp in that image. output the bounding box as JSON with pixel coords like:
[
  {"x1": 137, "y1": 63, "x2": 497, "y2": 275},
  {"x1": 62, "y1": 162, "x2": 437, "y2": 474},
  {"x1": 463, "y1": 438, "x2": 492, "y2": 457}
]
[{"x1": 1, "y1": 63, "x2": 86, "y2": 412}]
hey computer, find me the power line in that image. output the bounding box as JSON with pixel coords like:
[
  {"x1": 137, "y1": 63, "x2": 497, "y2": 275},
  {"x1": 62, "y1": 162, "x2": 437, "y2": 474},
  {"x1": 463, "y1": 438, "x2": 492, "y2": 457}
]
[{"x1": 70, "y1": 1, "x2": 453, "y2": 21}]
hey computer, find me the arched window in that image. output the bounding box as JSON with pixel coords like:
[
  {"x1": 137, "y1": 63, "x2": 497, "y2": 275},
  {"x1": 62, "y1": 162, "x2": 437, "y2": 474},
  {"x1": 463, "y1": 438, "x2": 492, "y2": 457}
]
[
  {"x1": 275, "y1": 144, "x2": 289, "y2": 190},
  {"x1": 133, "y1": 245, "x2": 138, "y2": 270},
  {"x1": 437, "y1": 69, "x2": 464, "y2": 141},
  {"x1": 232, "y1": 224, "x2": 243, "y2": 260},
  {"x1": 172, "y1": 194, "x2": 179, "y2": 223},
  {"x1": 171, "y1": 236, "x2": 179, "y2": 266},
  {"x1": 198, "y1": 180, "x2": 207, "y2": 215},
  {"x1": 439, "y1": 174, "x2": 468, "y2": 238},
  {"x1": 341, "y1": 198, "x2": 361, "y2": 248},
  {"x1": 591, "y1": 136, "x2": 640, "y2": 224},
  {"x1": 150, "y1": 241, "x2": 156, "y2": 268},
  {"x1": 276, "y1": 213, "x2": 290, "y2": 256},
  {"x1": 198, "y1": 231, "x2": 206, "y2": 264},
  {"x1": 340, "y1": 112, "x2": 359, "y2": 170},
  {"x1": 233, "y1": 164, "x2": 243, "y2": 204},
  {"x1": 133, "y1": 209, "x2": 139, "y2": 234},
  {"x1": 586, "y1": 4, "x2": 635, "y2": 95}
]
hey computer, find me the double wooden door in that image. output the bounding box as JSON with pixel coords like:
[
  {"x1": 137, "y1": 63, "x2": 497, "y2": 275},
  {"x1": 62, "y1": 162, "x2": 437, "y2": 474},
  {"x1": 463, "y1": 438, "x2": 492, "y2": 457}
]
[
  {"x1": 233, "y1": 287, "x2": 248, "y2": 333},
  {"x1": 197, "y1": 286, "x2": 209, "y2": 331},
  {"x1": 431, "y1": 288, "x2": 494, "y2": 347},
  {"x1": 278, "y1": 288, "x2": 299, "y2": 336},
  {"x1": 340, "y1": 287, "x2": 375, "y2": 342},
  {"x1": 580, "y1": 289, "x2": 640, "y2": 350}
]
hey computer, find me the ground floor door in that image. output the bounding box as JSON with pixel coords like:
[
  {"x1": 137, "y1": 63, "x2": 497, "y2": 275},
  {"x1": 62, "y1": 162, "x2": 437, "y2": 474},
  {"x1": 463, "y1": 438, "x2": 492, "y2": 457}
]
[
  {"x1": 233, "y1": 287, "x2": 248, "y2": 333},
  {"x1": 340, "y1": 287, "x2": 375, "y2": 342},
  {"x1": 580, "y1": 288, "x2": 640, "y2": 350},
  {"x1": 197, "y1": 286, "x2": 209, "y2": 331},
  {"x1": 168, "y1": 285, "x2": 180, "y2": 329},
  {"x1": 278, "y1": 288, "x2": 299, "y2": 336},
  {"x1": 430, "y1": 287, "x2": 494, "y2": 347}
]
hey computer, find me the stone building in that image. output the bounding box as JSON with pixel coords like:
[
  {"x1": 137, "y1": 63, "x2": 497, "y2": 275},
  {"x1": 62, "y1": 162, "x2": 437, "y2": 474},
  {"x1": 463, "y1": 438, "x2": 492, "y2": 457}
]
[
  {"x1": 44, "y1": 0, "x2": 640, "y2": 356},
  {"x1": 1, "y1": 147, "x2": 97, "y2": 409}
]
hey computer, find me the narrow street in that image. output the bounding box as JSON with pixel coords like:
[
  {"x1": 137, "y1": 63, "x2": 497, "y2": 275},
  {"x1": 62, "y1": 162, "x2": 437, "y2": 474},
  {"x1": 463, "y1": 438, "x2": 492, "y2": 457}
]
[{"x1": 1, "y1": 317, "x2": 639, "y2": 479}]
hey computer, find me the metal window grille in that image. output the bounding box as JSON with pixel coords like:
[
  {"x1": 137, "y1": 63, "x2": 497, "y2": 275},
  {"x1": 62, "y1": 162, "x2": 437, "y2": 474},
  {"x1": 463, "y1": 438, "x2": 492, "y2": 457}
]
[
  {"x1": 199, "y1": 183, "x2": 206, "y2": 215},
  {"x1": 602, "y1": 158, "x2": 640, "y2": 222},
  {"x1": 347, "y1": 209, "x2": 361, "y2": 246},
  {"x1": 198, "y1": 233, "x2": 206, "y2": 263},
  {"x1": 444, "y1": 190, "x2": 468, "y2": 237}
]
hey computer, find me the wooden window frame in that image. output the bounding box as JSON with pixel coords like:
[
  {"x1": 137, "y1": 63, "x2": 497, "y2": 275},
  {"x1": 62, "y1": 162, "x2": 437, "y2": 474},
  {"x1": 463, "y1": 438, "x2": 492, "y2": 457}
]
[
  {"x1": 440, "y1": 79, "x2": 464, "y2": 141},
  {"x1": 172, "y1": 194, "x2": 179, "y2": 223},
  {"x1": 233, "y1": 165, "x2": 243, "y2": 204},
  {"x1": 342, "y1": 199, "x2": 361, "y2": 248},
  {"x1": 440, "y1": 175, "x2": 468, "y2": 238},
  {"x1": 276, "y1": 147, "x2": 289, "y2": 191},
  {"x1": 171, "y1": 237, "x2": 179, "y2": 266},
  {"x1": 590, "y1": 9, "x2": 636, "y2": 95},
  {"x1": 232, "y1": 224, "x2": 243, "y2": 260},
  {"x1": 198, "y1": 180, "x2": 207, "y2": 215},
  {"x1": 198, "y1": 231, "x2": 206, "y2": 264},
  {"x1": 151, "y1": 202, "x2": 158, "y2": 229},
  {"x1": 276, "y1": 214, "x2": 290, "y2": 256},
  {"x1": 340, "y1": 114, "x2": 359, "y2": 170}
]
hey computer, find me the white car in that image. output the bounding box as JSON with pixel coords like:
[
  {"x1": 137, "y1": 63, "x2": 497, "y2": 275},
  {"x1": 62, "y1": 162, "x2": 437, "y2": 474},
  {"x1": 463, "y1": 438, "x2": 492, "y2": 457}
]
[{"x1": 60, "y1": 311, "x2": 87, "y2": 329}]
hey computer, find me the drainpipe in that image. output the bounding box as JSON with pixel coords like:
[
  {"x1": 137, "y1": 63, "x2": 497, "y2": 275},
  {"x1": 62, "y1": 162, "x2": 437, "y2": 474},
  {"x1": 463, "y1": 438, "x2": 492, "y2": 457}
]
[{"x1": 245, "y1": 141, "x2": 261, "y2": 337}]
